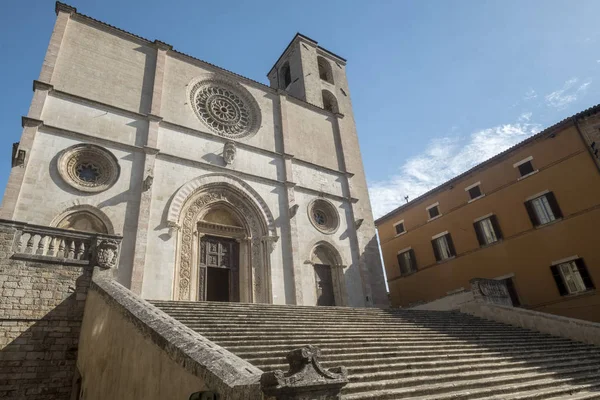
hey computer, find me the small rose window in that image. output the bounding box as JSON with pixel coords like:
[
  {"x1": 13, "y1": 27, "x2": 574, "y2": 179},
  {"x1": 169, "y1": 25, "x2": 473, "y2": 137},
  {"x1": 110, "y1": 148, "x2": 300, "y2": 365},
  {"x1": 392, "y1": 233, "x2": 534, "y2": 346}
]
[
  {"x1": 308, "y1": 199, "x2": 339, "y2": 234},
  {"x1": 57, "y1": 144, "x2": 120, "y2": 193}
]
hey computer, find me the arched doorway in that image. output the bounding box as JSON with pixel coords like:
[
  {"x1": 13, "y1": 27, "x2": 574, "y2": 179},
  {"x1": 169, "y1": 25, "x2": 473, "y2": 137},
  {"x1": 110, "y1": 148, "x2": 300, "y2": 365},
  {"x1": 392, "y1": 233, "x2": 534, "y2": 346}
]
[
  {"x1": 309, "y1": 242, "x2": 347, "y2": 307},
  {"x1": 169, "y1": 175, "x2": 278, "y2": 304}
]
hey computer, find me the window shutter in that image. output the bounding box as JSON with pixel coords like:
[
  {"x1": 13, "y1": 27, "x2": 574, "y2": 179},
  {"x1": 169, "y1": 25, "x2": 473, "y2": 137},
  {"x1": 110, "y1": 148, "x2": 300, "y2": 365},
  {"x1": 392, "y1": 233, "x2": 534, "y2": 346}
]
[
  {"x1": 397, "y1": 253, "x2": 406, "y2": 276},
  {"x1": 490, "y1": 215, "x2": 503, "y2": 240},
  {"x1": 575, "y1": 259, "x2": 595, "y2": 290},
  {"x1": 524, "y1": 201, "x2": 539, "y2": 227},
  {"x1": 446, "y1": 234, "x2": 456, "y2": 256},
  {"x1": 546, "y1": 192, "x2": 563, "y2": 219},
  {"x1": 473, "y1": 221, "x2": 485, "y2": 246},
  {"x1": 550, "y1": 265, "x2": 568, "y2": 296},
  {"x1": 431, "y1": 240, "x2": 441, "y2": 262},
  {"x1": 409, "y1": 249, "x2": 417, "y2": 273}
]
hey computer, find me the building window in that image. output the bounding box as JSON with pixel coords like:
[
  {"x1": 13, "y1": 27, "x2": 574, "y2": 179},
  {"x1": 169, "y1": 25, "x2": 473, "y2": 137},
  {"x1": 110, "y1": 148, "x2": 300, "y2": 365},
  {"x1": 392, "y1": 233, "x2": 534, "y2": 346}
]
[
  {"x1": 473, "y1": 215, "x2": 502, "y2": 246},
  {"x1": 280, "y1": 62, "x2": 291, "y2": 89},
  {"x1": 394, "y1": 221, "x2": 405, "y2": 235},
  {"x1": 514, "y1": 156, "x2": 536, "y2": 178},
  {"x1": 426, "y1": 203, "x2": 440, "y2": 220},
  {"x1": 465, "y1": 182, "x2": 483, "y2": 201},
  {"x1": 322, "y1": 90, "x2": 339, "y2": 113},
  {"x1": 551, "y1": 259, "x2": 595, "y2": 296},
  {"x1": 308, "y1": 199, "x2": 340, "y2": 234},
  {"x1": 57, "y1": 144, "x2": 121, "y2": 193},
  {"x1": 431, "y1": 232, "x2": 456, "y2": 261},
  {"x1": 317, "y1": 56, "x2": 334, "y2": 84},
  {"x1": 525, "y1": 191, "x2": 562, "y2": 227},
  {"x1": 397, "y1": 249, "x2": 417, "y2": 276}
]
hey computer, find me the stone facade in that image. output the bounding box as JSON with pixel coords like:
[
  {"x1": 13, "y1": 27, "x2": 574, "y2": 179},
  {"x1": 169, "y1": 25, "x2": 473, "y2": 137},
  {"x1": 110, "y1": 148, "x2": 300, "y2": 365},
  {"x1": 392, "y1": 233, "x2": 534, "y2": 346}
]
[
  {"x1": 1, "y1": 3, "x2": 387, "y2": 307},
  {"x1": 0, "y1": 220, "x2": 122, "y2": 399}
]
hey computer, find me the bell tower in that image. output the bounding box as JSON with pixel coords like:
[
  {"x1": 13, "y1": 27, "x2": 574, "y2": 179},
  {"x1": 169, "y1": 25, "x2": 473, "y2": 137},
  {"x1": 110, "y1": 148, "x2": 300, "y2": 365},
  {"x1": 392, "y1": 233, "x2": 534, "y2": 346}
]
[{"x1": 267, "y1": 33, "x2": 346, "y2": 114}]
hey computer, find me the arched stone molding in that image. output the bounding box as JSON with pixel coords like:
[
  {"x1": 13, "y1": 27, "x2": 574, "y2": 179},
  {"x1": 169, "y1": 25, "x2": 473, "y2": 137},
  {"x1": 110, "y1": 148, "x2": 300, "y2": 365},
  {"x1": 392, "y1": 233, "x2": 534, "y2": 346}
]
[
  {"x1": 50, "y1": 202, "x2": 115, "y2": 235},
  {"x1": 170, "y1": 174, "x2": 278, "y2": 303},
  {"x1": 167, "y1": 173, "x2": 276, "y2": 235},
  {"x1": 305, "y1": 240, "x2": 348, "y2": 306}
]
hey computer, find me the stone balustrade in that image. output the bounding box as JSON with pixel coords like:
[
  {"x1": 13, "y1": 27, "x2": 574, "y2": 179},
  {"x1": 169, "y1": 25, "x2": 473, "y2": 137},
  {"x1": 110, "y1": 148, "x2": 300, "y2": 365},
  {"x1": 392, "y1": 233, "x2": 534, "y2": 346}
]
[{"x1": 5, "y1": 219, "x2": 122, "y2": 269}]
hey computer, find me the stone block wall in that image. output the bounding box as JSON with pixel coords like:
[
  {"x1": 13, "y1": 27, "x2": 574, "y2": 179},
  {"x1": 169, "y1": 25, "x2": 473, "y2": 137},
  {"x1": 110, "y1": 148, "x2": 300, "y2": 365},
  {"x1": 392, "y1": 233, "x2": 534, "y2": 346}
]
[{"x1": 0, "y1": 221, "x2": 118, "y2": 400}]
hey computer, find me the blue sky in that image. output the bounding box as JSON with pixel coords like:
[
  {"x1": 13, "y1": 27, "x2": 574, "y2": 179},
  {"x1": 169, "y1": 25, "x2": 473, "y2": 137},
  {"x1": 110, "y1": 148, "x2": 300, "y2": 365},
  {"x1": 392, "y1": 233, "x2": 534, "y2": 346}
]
[{"x1": 1, "y1": 0, "x2": 599, "y2": 219}]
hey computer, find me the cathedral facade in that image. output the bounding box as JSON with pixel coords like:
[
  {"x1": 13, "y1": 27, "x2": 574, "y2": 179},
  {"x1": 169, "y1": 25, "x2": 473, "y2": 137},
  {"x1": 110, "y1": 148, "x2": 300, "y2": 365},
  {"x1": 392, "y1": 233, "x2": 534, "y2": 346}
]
[{"x1": 1, "y1": 3, "x2": 387, "y2": 308}]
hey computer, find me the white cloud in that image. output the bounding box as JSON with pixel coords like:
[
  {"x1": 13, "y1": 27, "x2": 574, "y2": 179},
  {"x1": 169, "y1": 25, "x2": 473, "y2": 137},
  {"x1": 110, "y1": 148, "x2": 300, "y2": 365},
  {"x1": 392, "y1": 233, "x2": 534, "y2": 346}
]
[
  {"x1": 545, "y1": 78, "x2": 592, "y2": 109},
  {"x1": 518, "y1": 112, "x2": 532, "y2": 122},
  {"x1": 369, "y1": 122, "x2": 541, "y2": 219},
  {"x1": 523, "y1": 89, "x2": 537, "y2": 100}
]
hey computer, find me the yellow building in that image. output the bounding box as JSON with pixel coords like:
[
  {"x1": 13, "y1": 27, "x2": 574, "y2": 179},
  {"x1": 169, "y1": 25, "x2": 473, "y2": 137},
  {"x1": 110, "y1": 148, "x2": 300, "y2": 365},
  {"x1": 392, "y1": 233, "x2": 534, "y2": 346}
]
[{"x1": 375, "y1": 105, "x2": 600, "y2": 322}]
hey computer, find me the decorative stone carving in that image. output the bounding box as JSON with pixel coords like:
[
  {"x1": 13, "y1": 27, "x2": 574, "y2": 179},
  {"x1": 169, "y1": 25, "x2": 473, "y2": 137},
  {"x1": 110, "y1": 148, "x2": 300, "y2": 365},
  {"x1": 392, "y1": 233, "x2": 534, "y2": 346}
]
[
  {"x1": 176, "y1": 186, "x2": 269, "y2": 302},
  {"x1": 471, "y1": 278, "x2": 513, "y2": 306},
  {"x1": 223, "y1": 141, "x2": 237, "y2": 165},
  {"x1": 95, "y1": 239, "x2": 120, "y2": 269},
  {"x1": 262, "y1": 235, "x2": 279, "y2": 254},
  {"x1": 354, "y1": 218, "x2": 364, "y2": 229},
  {"x1": 260, "y1": 345, "x2": 348, "y2": 400},
  {"x1": 57, "y1": 144, "x2": 120, "y2": 193},
  {"x1": 188, "y1": 77, "x2": 261, "y2": 139},
  {"x1": 143, "y1": 174, "x2": 153, "y2": 192},
  {"x1": 308, "y1": 199, "x2": 340, "y2": 234},
  {"x1": 289, "y1": 204, "x2": 299, "y2": 218}
]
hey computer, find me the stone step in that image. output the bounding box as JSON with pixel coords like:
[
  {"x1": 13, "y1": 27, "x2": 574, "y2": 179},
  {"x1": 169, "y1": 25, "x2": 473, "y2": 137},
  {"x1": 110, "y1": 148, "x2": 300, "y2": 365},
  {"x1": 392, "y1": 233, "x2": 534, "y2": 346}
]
[
  {"x1": 235, "y1": 342, "x2": 595, "y2": 362},
  {"x1": 219, "y1": 338, "x2": 588, "y2": 354},
  {"x1": 342, "y1": 366, "x2": 600, "y2": 398},
  {"x1": 257, "y1": 350, "x2": 600, "y2": 374},
  {"x1": 254, "y1": 348, "x2": 600, "y2": 371},
  {"x1": 348, "y1": 358, "x2": 600, "y2": 384}
]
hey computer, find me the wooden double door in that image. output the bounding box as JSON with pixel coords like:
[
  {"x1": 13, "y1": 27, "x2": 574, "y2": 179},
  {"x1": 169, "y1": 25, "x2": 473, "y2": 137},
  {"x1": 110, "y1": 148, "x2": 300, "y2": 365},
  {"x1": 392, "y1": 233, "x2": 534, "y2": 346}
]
[
  {"x1": 199, "y1": 236, "x2": 239, "y2": 302},
  {"x1": 314, "y1": 264, "x2": 335, "y2": 306}
]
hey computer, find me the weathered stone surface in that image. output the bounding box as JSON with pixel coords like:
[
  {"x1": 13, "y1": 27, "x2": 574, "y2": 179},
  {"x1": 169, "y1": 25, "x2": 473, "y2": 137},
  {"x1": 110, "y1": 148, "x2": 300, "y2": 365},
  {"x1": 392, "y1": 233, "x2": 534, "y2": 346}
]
[{"x1": 261, "y1": 345, "x2": 348, "y2": 400}]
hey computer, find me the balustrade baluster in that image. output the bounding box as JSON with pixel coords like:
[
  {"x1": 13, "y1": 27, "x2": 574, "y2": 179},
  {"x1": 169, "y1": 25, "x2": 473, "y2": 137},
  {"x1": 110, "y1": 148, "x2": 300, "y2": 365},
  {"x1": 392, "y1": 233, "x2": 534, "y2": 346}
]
[
  {"x1": 58, "y1": 239, "x2": 66, "y2": 258},
  {"x1": 36, "y1": 235, "x2": 47, "y2": 255},
  {"x1": 24, "y1": 234, "x2": 35, "y2": 254},
  {"x1": 68, "y1": 240, "x2": 76, "y2": 259},
  {"x1": 48, "y1": 236, "x2": 56, "y2": 257},
  {"x1": 76, "y1": 241, "x2": 85, "y2": 260}
]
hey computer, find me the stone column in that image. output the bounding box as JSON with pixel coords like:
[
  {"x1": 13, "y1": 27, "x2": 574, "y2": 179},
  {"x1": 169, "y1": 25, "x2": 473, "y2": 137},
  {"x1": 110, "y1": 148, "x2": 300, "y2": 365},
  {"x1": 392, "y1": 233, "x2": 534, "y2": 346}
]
[
  {"x1": 277, "y1": 91, "x2": 304, "y2": 305},
  {"x1": 129, "y1": 40, "x2": 171, "y2": 294},
  {"x1": 261, "y1": 345, "x2": 348, "y2": 400}
]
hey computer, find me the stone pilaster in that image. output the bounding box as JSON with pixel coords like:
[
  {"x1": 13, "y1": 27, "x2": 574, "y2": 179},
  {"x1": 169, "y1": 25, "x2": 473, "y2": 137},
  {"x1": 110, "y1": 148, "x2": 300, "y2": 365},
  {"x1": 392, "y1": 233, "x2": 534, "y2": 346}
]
[
  {"x1": 39, "y1": 3, "x2": 74, "y2": 84},
  {"x1": 129, "y1": 40, "x2": 170, "y2": 294},
  {"x1": 277, "y1": 92, "x2": 303, "y2": 305}
]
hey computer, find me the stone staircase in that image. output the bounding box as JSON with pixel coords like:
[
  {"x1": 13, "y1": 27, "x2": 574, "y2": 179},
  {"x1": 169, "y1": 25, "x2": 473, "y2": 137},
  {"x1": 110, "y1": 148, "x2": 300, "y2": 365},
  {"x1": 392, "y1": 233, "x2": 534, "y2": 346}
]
[{"x1": 149, "y1": 301, "x2": 600, "y2": 399}]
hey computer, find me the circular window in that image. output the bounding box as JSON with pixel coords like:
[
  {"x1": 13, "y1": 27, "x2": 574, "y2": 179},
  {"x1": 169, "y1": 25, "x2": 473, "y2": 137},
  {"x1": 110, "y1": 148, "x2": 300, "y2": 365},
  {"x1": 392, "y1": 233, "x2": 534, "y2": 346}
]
[
  {"x1": 57, "y1": 144, "x2": 120, "y2": 193},
  {"x1": 308, "y1": 199, "x2": 339, "y2": 234},
  {"x1": 189, "y1": 78, "x2": 261, "y2": 139}
]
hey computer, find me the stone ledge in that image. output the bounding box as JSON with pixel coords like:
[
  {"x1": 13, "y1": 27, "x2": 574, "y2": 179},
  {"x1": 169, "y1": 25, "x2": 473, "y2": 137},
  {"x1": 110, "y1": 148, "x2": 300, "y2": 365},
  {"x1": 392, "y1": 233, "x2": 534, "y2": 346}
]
[
  {"x1": 460, "y1": 302, "x2": 600, "y2": 346},
  {"x1": 91, "y1": 277, "x2": 263, "y2": 399}
]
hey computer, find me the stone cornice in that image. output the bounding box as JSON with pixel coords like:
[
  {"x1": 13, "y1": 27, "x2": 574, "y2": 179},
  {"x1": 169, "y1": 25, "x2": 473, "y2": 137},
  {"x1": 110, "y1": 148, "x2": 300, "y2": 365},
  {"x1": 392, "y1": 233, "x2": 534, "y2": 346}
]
[
  {"x1": 55, "y1": 1, "x2": 76, "y2": 15},
  {"x1": 32, "y1": 80, "x2": 53, "y2": 92},
  {"x1": 21, "y1": 117, "x2": 43, "y2": 128},
  {"x1": 153, "y1": 39, "x2": 173, "y2": 51}
]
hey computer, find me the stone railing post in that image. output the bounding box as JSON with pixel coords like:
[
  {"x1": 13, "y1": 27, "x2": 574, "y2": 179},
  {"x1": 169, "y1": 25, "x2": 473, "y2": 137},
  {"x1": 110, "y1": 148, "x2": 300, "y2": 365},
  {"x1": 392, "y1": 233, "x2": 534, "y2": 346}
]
[
  {"x1": 260, "y1": 345, "x2": 348, "y2": 400},
  {"x1": 470, "y1": 278, "x2": 513, "y2": 306}
]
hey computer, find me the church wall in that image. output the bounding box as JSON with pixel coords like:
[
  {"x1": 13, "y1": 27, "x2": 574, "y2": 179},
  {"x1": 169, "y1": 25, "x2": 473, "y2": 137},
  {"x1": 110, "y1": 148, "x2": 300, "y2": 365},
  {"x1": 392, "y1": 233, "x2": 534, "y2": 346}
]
[
  {"x1": 41, "y1": 94, "x2": 147, "y2": 147},
  {"x1": 157, "y1": 126, "x2": 285, "y2": 182},
  {"x1": 52, "y1": 18, "x2": 156, "y2": 114},
  {"x1": 141, "y1": 157, "x2": 291, "y2": 303},
  {"x1": 160, "y1": 56, "x2": 280, "y2": 153},
  {"x1": 12, "y1": 131, "x2": 142, "y2": 286},
  {"x1": 292, "y1": 162, "x2": 345, "y2": 196},
  {"x1": 292, "y1": 190, "x2": 365, "y2": 307},
  {"x1": 285, "y1": 100, "x2": 340, "y2": 171}
]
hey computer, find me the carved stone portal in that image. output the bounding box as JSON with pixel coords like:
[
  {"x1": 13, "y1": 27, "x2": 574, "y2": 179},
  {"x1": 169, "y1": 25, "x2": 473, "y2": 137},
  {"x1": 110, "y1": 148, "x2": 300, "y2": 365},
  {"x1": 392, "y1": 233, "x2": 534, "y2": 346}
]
[
  {"x1": 260, "y1": 345, "x2": 348, "y2": 400},
  {"x1": 174, "y1": 183, "x2": 277, "y2": 303}
]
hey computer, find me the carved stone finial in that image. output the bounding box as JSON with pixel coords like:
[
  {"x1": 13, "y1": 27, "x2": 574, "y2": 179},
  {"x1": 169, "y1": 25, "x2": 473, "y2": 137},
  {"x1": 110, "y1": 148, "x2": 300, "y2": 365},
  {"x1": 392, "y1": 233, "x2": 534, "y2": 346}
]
[
  {"x1": 95, "y1": 239, "x2": 120, "y2": 269},
  {"x1": 167, "y1": 221, "x2": 180, "y2": 238},
  {"x1": 260, "y1": 345, "x2": 348, "y2": 400},
  {"x1": 143, "y1": 175, "x2": 153, "y2": 192},
  {"x1": 223, "y1": 141, "x2": 237, "y2": 165}
]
